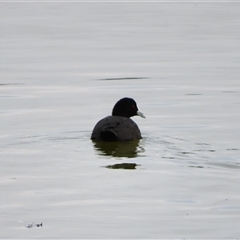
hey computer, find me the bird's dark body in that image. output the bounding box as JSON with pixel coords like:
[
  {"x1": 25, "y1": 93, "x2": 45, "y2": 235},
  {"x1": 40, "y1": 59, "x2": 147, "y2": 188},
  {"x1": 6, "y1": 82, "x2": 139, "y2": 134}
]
[
  {"x1": 91, "y1": 116, "x2": 142, "y2": 142},
  {"x1": 91, "y1": 97, "x2": 144, "y2": 142}
]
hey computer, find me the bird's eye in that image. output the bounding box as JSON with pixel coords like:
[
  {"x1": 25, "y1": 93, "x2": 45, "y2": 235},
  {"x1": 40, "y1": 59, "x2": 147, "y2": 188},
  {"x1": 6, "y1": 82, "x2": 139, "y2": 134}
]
[{"x1": 132, "y1": 105, "x2": 135, "y2": 108}]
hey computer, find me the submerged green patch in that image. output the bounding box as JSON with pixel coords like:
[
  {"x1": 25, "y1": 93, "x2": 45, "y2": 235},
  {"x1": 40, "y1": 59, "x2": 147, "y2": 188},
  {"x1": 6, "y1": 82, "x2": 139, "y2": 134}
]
[{"x1": 105, "y1": 163, "x2": 139, "y2": 170}]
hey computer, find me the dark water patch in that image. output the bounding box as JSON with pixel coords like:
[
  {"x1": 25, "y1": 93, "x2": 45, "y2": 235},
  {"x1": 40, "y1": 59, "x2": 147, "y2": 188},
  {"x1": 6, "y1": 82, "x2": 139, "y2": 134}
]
[
  {"x1": 98, "y1": 77, "x2": 148, "y2": 81},
  {"x1": 227, "y1": 148, "x2": 239, "y2": 151},
  {"x1": 0, "y1": 83, "x2": 24, "y2": 86},
  {"x1": 181, "y1": 151, "x2": 194, "y2": 154},
  {"x1": 174, "y1": 137, "x2": 187, "y2": 141},
  {"x1": 222, "y1": 91, "x2": 237, "y2": 93},
  {"x1": 185, "y1": 93, "x2": 202, "y2": 96},
  {"x1": 105, "y1": 163, "x2": 139, "y2": 170},
  {"x1": 194, "y1": 143, "x2": 215, "y2": 153},
  {"x1": 207, "y1": 162, "x2": 240, "y2": 170},
  {"x1": 162, "y1": 156, "x2": 175, "y2": 159},
  {"x1": 189, "y1": 165, "x2": 204, "y2": 168},
  {"x1": 195, "y1": 149, "x2": 215, "y2": 152},
  {"x1": 196, "y1": 143, "x2": 210, "y2": 146}
]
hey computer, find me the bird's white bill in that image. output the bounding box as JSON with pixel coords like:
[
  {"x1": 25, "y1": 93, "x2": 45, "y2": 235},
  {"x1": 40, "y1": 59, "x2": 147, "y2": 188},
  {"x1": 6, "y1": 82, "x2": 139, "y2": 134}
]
[{"x1": 137, "y1": 111, "x2": 146, "y2": 118}]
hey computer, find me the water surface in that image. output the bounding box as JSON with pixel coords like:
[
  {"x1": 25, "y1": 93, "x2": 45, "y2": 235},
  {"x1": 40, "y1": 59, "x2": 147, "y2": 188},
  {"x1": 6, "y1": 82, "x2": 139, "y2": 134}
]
[{"x1": 1, "y1": 2, "x2": 240, "y2": 238}]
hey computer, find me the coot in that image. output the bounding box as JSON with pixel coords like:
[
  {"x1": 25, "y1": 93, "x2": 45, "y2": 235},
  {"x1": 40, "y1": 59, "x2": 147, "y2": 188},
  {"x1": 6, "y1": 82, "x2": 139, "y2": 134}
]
[{"x1": 91, "y1": 97, "x2": 145, "y2": 142}]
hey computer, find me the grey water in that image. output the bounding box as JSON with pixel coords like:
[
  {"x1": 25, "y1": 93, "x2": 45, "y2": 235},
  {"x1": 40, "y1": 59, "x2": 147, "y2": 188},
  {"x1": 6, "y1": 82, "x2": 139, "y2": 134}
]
[{"x1": 1, "y1": 2, "x2": 240, "y2": 238}]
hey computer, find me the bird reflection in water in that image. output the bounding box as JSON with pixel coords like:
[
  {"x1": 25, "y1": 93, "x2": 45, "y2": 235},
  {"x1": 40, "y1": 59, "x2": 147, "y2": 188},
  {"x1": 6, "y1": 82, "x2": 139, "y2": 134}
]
[
  {"x1": 105, "y1": 163, "x2": 139, "y2": 170},
  {"x1": 93, "y1": 140, "x2": 144, "y2": 158}
]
